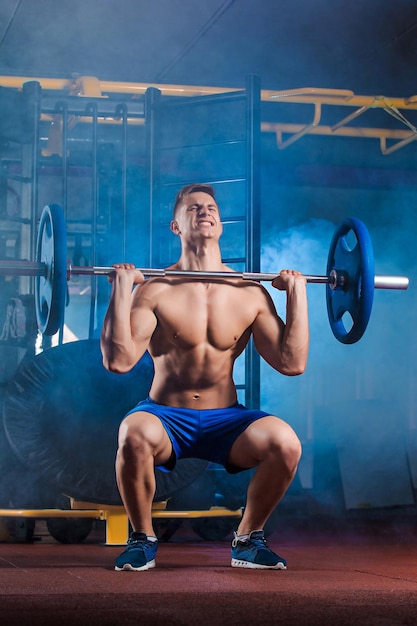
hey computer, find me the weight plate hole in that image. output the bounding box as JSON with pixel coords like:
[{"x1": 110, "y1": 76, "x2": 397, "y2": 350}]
[
  {"x1": 341, "y1": 311, "x2": 354, "y2": 333},
  {"x1": 342, "y1": 229, "x2": 359, "y2": 253}
]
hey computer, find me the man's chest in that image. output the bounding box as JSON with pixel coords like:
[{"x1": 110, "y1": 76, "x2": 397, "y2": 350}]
[{"x1": 152, "y1": 282, "x2": 257, "y2": 349}]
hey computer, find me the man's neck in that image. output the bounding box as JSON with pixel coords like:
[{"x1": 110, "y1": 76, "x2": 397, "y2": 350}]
[{"x1": 174, "y1": 241, "x2": 224, "y2": 272}]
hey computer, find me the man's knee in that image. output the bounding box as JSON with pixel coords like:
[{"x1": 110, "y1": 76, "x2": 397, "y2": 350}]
[
  {"x1": 117, "y1": 412, "x2": 166, "y2": 461},
  {"x1": 281, "y1": 432, "x2": 302, "y2": 472},
  {"x1": 268, "y1": 422, "x2": 302, "y2": 474}
]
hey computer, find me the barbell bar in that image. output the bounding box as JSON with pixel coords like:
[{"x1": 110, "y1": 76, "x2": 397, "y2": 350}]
[
  {"x1": 0, "y1": 260, "x2": 409, "y2": 289},
  {"x1": 0, "y1": 204, "x2": 410, "y2": 343}
]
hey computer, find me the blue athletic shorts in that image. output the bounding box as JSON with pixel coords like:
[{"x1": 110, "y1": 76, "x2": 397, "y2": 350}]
[{"x1": 124, "y1": 397, "x2": 271, "y2": 474}]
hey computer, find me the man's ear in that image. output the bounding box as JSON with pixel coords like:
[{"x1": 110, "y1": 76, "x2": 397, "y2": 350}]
[{"x1": 170, "y1": 219, "x2": 181, "y2": 235}]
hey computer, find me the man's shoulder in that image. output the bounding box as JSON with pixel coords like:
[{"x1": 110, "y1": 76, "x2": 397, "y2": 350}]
[{"x1": 133, "y1": 276, "x2": 174, "y2": 302}]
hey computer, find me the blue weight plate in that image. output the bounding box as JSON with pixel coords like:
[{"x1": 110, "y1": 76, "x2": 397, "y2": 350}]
[
  {"x1": 35, "y1": 204, "x2": 67, "y2": 335},
  {"x1": 326, "y1": 217, "x2": 375, "y2": 344}
]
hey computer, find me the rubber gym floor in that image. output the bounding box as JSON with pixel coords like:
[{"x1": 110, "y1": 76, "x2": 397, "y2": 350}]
[{"x1": 1, "y1": 514, "x2": 417, "y2": 626}]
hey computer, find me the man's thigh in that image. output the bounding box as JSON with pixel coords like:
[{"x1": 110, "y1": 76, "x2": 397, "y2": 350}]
[{"x1": 227, "y1": 415, "x2": 300, "y2": 469}]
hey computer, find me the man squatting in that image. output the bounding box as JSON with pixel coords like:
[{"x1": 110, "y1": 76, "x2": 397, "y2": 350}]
[{"x1": 100, "y1": 183, "x2": 309, "y2": 571}]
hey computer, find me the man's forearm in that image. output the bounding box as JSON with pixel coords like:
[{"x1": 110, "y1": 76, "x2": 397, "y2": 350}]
[
  {"x1": 280, "y1": 286, "x2": 309, "y2": 375},
  {"x1": 100, "y1": 277, "x2": 136, "y2": 372}
]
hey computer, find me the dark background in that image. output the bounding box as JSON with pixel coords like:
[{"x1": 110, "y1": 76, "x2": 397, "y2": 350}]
[{"x1": 1, "y1": 0, "x2": 417, "y2": 527}]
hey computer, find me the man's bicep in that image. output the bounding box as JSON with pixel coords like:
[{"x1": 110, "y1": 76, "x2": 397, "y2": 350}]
[
  {"x1": 252, "y1": 301, "x2": 285, "y2": 368},
  {"x1": 130, "y1": 300, "x2": 158, "y2": 346}
]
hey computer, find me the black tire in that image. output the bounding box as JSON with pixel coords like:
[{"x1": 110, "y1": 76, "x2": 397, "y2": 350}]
[
  {"x1": 191, "y1": 516, "x2": 237, "y2": 541},
  {"x1": 46, "y1": 517, "x2": 94, "y2": 544}
]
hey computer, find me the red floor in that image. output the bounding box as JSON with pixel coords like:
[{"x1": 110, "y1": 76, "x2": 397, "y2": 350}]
[{"x1": 2, "y1": 518, "x2": 417, "y2": 625}]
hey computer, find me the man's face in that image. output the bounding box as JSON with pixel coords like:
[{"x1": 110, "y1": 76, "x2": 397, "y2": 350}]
[{"x1": 171, "y1": 191, "x2": 223, "y2": 241}]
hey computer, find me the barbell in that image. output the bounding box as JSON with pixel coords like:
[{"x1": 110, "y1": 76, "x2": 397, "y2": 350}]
[{"x1": 0, "y1": 203, "x2": 410, "y2": 344}]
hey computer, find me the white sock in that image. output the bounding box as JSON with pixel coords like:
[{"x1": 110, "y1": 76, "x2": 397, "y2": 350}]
[
  {"x1": 235, "y1": 529, "x2": 263, "y2": 542},
  {"x1": 234, "y1": 532, "x2": 250, "y2": 542}
]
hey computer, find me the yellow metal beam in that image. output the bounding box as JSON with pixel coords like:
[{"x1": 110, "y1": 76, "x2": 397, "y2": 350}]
[
  {"x1": 1, "y1": 75, "x2": 416, "y2": 153},
  {"x1": 0, "y1": 508, "x2": 103, "y2": 518},
  {"x1": 0, "y1": 75, "x2": 237, "y2": 98},
  {"x1": 0, "y1": 504, "x2": 242, "y2": 546},
  {"x1": 262, "y1": 122, "x2": 417, "y2": 154},
  {"x1": 1, "y1": 75, "x2": 417, "y2": 110}
]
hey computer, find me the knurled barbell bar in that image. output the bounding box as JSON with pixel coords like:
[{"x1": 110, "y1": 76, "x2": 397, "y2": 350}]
[{"x1": 0, "y1": 204, "x2": 410, "y2": 344}]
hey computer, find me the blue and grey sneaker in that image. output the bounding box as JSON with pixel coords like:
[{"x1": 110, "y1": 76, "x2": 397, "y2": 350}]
[
  {"x1": 231, "y1": 530, "x2": 287, "y2": 570},
  {"x1": 115, "y1": 532, "x2": 158, "y2": 571}
]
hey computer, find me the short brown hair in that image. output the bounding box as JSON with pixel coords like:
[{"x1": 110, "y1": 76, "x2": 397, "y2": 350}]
[{"x1": 173, "y1": 183, "x2": 216, "y2": 216}]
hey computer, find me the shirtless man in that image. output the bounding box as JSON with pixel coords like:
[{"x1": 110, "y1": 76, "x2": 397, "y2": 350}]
[{"x1": 100, "y1": 183, "x2": 309, "y2": 571}]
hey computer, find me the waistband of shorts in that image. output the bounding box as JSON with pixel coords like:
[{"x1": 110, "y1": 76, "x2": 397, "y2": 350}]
[{"x1": 142, "y1": 396, "x2": 241, "y2": 411}]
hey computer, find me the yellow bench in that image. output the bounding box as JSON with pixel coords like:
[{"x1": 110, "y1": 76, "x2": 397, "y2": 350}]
[{"x1": 0, "y1": 500, "x2": 242, "y2": 545}]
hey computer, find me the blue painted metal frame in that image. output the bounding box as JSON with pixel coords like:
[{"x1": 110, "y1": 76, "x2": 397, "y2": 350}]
[{"x1": 145, "y1": 75, "x2": 262, "y2": 408}]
